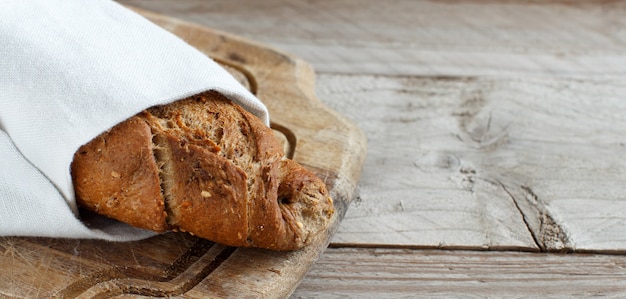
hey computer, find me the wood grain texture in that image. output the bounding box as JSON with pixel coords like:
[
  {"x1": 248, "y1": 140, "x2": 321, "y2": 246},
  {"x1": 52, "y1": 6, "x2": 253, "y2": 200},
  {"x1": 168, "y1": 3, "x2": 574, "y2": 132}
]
[
  {"x1": 120, "y1": 0, "x2": 626, "y2": 78},
  {"x1": 0, "y1": 9, "x2": 366, "y2": 298},
  {"x1": 291, "y1": 248, "x2": 626, "y2": 298},
  {"x1": 316, "y1": 74, "x2": 626, "y2": 252}
]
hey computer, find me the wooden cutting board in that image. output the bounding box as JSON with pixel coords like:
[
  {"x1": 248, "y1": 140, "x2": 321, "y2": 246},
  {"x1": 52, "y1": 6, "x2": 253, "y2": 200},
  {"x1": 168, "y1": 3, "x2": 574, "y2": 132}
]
[{"x1": 0, "y1": 8, "x2": 366, "y2": 299}]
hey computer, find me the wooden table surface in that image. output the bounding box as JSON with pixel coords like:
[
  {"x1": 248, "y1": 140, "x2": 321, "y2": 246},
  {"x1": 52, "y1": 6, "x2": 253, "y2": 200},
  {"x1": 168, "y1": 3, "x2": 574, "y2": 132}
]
[{"x1": 118, "y1": 1, "x2": 626, "y2": 297}]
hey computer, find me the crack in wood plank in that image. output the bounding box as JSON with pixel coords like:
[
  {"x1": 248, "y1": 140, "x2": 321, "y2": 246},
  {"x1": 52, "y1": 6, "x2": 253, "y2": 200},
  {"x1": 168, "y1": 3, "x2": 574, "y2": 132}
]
[
  {"x1": 454, "y1": 83, "x2": 572, "y2": 252},
  {"x1": 498, "y1": 182, "x2": 543, "y2": 251},
  {"x1": 521, "y1": 185, "x2": 571, "y2": 252},
  {"x1": 498, "y1": 182, "x2": 571, "y2": 252}
]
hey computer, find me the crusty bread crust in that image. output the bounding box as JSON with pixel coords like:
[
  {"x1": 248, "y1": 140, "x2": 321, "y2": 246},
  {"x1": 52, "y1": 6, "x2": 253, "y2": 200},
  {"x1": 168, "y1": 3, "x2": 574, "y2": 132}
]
[
  {"x1": 71, "y1": 116, "x2": 168, "y2": 232},
  {"x1": 71, "y1": 91, "x2": 334, "y2": 250}
]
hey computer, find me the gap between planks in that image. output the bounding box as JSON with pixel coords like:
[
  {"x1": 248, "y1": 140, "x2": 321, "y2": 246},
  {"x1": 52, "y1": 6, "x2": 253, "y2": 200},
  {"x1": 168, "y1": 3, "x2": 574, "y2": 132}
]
[{"x1": 327, "y1": 243, "x2": 626, "y2": 256}]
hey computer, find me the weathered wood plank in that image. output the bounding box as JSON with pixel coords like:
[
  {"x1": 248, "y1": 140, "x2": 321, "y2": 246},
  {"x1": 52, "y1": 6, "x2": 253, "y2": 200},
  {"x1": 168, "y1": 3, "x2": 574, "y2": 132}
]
[
  {"x1": 314, "y1": 74, "x2": 626, "y2": 252},
  {"x1": 291, "y1": 247, "x2": 626, "y2": 298},
  {"x1": 119, "y1": 0, "x2": 626, "y2": 78}
]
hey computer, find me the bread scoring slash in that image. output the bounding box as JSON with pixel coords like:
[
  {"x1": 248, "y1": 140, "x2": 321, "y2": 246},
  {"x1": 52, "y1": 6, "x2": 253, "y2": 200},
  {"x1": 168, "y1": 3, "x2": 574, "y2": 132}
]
[{"x1": 71, "y1": 91, "x2": 334, "y2": 251}]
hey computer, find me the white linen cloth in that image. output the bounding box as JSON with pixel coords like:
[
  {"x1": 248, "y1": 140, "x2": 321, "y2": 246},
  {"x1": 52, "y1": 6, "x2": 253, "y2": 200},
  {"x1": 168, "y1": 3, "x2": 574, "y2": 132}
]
[{"x1": 0, "y1": 0, "x2": 269, "y2": 241}]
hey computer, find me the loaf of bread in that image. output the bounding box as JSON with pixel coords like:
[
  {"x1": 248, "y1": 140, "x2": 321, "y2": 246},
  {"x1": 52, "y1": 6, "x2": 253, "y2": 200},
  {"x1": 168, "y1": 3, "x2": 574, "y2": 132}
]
[{"x1": 71, "y1": 91, "x2": 334, "y2": 251}]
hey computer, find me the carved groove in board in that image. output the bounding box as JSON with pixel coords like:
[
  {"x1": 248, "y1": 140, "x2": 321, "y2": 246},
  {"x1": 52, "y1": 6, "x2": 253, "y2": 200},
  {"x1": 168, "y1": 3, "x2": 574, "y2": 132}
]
[
  {"x1": 214, "y1": 58, "x2": 258, "y2": 95},
  {"x1": 271, "y1": 123, "x2": 297, "y2": 159},
  {"x1": 65, "y1": 241, "x2": 236, "y2": 297},
  {"x1": 218, "y1": 57, "x2": 298, "y2": 160}
]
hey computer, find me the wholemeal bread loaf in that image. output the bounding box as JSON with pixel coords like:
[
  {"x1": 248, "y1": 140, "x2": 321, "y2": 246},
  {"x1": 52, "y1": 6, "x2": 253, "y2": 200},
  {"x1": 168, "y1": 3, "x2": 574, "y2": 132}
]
[{"x1": 71, "y1": 91, "x2": 334, "y2": 251}]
